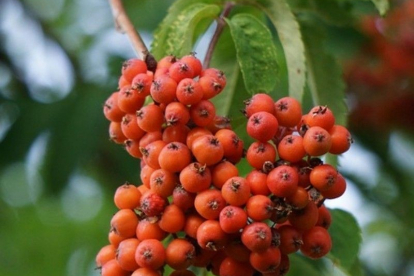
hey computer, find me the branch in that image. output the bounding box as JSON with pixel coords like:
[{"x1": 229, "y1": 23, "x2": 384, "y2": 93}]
[
  {"x1": 203, "y1": 2, "x2": 235, "y2": 68},
  {"x1": 109, "y1": 0, "x2": 156, "y2": 70}
]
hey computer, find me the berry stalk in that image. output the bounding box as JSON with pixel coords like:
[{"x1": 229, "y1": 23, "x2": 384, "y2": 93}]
[
  {"x1": 109, "y1": 0, "x2": 156, "y2": 70},
  {"x1": 203, "y1": 1, "x2": 235, "y2": 68}
]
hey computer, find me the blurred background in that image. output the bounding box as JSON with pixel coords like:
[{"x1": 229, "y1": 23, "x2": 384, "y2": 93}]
[{"x1": 0, "y1": 0, "x2": 414, "y2": 275}]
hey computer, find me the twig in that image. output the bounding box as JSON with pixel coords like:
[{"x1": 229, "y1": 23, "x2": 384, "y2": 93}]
[
  {"x1": 203, "y1": 2, "x2": 235, "y2": 68},
  {"x1": 108, "y1": 0, "x2": 156, "y2": 70}
]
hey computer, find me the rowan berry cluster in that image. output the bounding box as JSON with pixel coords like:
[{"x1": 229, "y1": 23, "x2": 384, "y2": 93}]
[
  {"x1": 345, "y1": 0, "x2": 414, "y2": 132},
  {"x1": 98, "y1": 54, "x2": 353, "y2": 276}
]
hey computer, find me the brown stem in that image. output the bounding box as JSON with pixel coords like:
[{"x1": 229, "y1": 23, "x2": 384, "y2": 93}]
[
  {"x1": 203, "y1": 1, "x2": 235, "y2": 68},
  {"x1": 109, "y1": 0, "x2": 156, "y2": 70}
]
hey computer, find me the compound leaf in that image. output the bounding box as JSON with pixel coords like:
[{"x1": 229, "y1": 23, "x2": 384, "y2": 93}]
[
  {"x1": 255, "y1": 0, "x2": 306, "y2": 101},
  {"x1": 151, "y1": 1, "x2": 221, "y2": 59},
  {"x1": 226, "y1": 13, "x2": 279, "y2": 94}
]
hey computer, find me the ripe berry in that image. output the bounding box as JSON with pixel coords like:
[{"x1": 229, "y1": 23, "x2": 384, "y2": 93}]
[
  {"x1": 110, "y1": 209, "x2": 138, "y2": 238},
  {"x1": 141, "y1": 140, "x2": 167, "y2": 169},
  {"x1": 96, "y1": 244, "x2": 116, "y2": 268},
  {"x1": 104, "y1": 92, "x2": 125, "y2": 122},
  {"x1": 321, "y1": 172, "x2": 347, "y2": 199},
  {"x1": 277, "y1": 225, "x2": 303, "y2": 255},
  {"x1": 223, "y1": 240, "x2": 250, "y2": 263},
  {"x1": 108, "y1": 231, "x2": 126, "y2": 248},
  {"x1": 310, "y1": 164, "x2": 338, "y2": 192},
  {"x1": 246, "y1": 195, "x2": 274, "y2": 221},
  {"x1": 165, "y1": 238, "x2": 196, "y2": 270},
  {"x1": 149, "y1": 168, "x2": 177, "y2": 198},
  {"x1": 186, "y1": 127, "x2": 212, "y2": 150},
  {"x1": 219, "y1": 257, "x2": 255, "y2": 276},
  {"x1": 176, "y1": 78, "x2": 203, "y2": 105},
  {"x1": 196, "y1": 219, "x2": 228, "y2": 251},
  {"x1": 101, "y1": 259, "x2": 129, "y2": 276},
  {"x1": 246, "y1": 170, "x2": 271, "y2": 196},
  {"x1": 169, "y1": 61, "x2": 195, "y2": 83},
  {"x1": 244, "y1": 93, "x2": 275, "y2": 118},
  {"x1": 192, "y1": 248, "x2": 216, "y2": 268},
  {"x1": 184, "y1": 212, "x2": 205, "y2": 239},
  {"x1": 294, "y1": 161, "x2": 312, "y2": 188},
  {"x1": 158, "y1": 204, "x2": 186, "y2": 233},
  {"x1": 267, "y1": 165, "x2": 299, "y2": 198},
  {"x1": 246, "y1": 141, "x2": 277, "y2": 170},
  {"x1": 328, "y1": 125, "x2": 353, "y2": 154},
  {"x1": 118, "y1": 85, "x2": 146, "y2": 114},
  {"x1": 211, "y1": 160, "x2": 239, "y2": 189},
  {"x1": 116, "y1": 238, "x2": 140, "y2": 271},
  {"x1": 164, "y1": 101, "x2": 190, "y2": 126},
  {"x1": 114, "y1": 183, "x2": 142, "y2": 209},
  {"x1": 194, "y1": 189, "x2": 226, "y2": 220},
  {"x1": 285, "y1": 186, "x2": 309, "y2": 209},
  {"x1": 192, "y1": 135, "x2": 224, "y2": 166},
  {"x1": 138, "y1": 130, "x2": 163, "y2": 149},
  {"x1": 221, "y1": 176, "x2": 251, "y2": 206},
  {"x1": 139, "y1": 190, "x2": 167, "y2": 217},
  {"x1": 241, "y1": 222, "x2": 272, "y2": 253},
  {"x1": 122, "y1": 58, "x2": 147, "y2": 83},
  {"x1": 288, "y1": 200, "x2": 319, "y2": 231},
  {"x1": 131, "y1": 267, "x2": 161, "y2": 276},
  {"x1": 179, "y1": 162, "x2": 212, "y2": 193},
  {"x1": 135, "y1": 239, "x2": 166, "y2": 270},
  {"x1": 199, "y1": 75, "x2": 223, "y2": 100},
  {"x1": 277, "y1": 134, "x2": 306, "y2": 163},
  {"x1": 275, "y1": 254, "x2": 290, "y2": 276},
  {"x1": 214, "y1": 129, "x2": 244, "y2": 164},
  {"x1": 136, "y1": 104, "x2": 164, "y2": 133},
  {"x1": 157, "y1": 55, "x2": 177, "y2": 69},
  {"x1": 300, "y1": 226, "x2": 332, "y2": 259},
  {"x1": 249, "y1": 246, "x2": 281, "y2": 273},
  {"x1": 190, "y1": 100, "x2": 216, "y2": 127},
  {"x1": 150, "y1": 75, "x2": 178, "y2": 104},
  {"x1": 131, "y1": 73, "x2": 152, "y2": 98},
  {"x1": 209, "y1": 251, "x2": 227, "y2": 275},
  {"x1": 109, "y1": 121, "x2": 127, "y2": 144},
  {"x1": 246, "y1": 111, "x2": 279, "y2": 142},
  {"x1": 219, "y1": 205, "x2": 248, "y2": 234},
  {"x1": 200, "y1": 68, "x2": 226, "y2": 88},
  {"x1": 124, "y1": 139, "x2": 142, "y2": 158},
  {"x1": 316, "y1": 205, "x2": 332, "y2": 229},
  {"x1": 307, "y1": 105, "x2": 335, "y2": 130},
  {"x1": 121, "y1": 113, "x2": 145, "y2": 140},
  {"x1": 118, "y1": 75, "x2": 130, "y2": 90},
  {"x1": 303, "y1": 126, "x2": 332, "y2": 156},
  {"x1": 206, "y1": 115, "x2": 231, "y2": 134},
  {"x1": 162, "y1": 124, "x2": 190, "y2": 144},
  {"x1": 172, "y1": 185, "x2": 196, "y2": 211},
  {"x1": 274, "y1": 97, "x2": 302, "y2": 127},
  {"x1": 158, "y1": 142, "x2": 192, "y2": 173},
  {"x1": 180, "y1": 53, "x2": 202, "y2": 77},
  {"x1": 136, "y1": 217, "x2": 167, "y2": 241}
]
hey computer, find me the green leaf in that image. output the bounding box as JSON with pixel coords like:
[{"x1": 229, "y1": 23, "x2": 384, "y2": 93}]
[
  {"x1": 288, "y1": 254, "x2": 323, "y2": 276},
  {"x1": 328, "y1": 209, "x2": 362, "y2": 273},
  {"x1": 255, "y1": 0, "x2": 306, "y2": 101},
  {"x1": 370, "y1": 0, "x2": 389, "y2": 16},
  {"x1": 225, "y1": 13, "x2": 279, "y2": 94},
  {"x1": 300, "y1": 21, "x2": 348, "y2": 125},
  {"x1": 210, "y1": 27, "x2": 240, "y2": 116},
  {"x1": 288, "y1": 0, "x2": 356, "y2": 26},
  {"x1": 210, "y1": 28, "x2": 253, "y2": 154},
  {"x1": 151, "y1": 0, "x2": 222, "y2": 59},
  {"x1": 348, "y1": 258, "x2": 365, "y2": 276}
]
